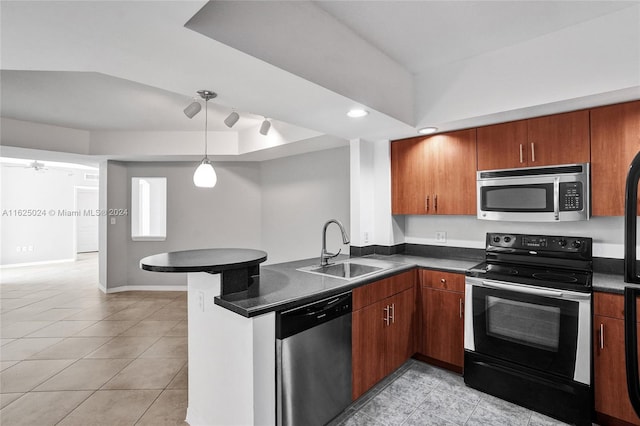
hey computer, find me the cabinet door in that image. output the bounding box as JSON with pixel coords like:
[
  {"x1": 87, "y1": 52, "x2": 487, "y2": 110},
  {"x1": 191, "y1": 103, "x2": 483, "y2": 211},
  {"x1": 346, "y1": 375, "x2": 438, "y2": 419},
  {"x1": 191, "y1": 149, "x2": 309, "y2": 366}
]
[
  {"x1": 591, "y1": 100, "x2": 640, "y2": 216},
  {"x1": 391, "y1": 137, "x2": 427, "y2": 215},
  {"x1": 477, "y1": 120, "x2": 528, "y2": 170},
  {"x1": 352, "y1": 301, "x2": 386, "y2": 400},
  {"x1": 385, "y1": 287, "x2": 417, "y2": 374},
  {"x1": 430, "y1": 129, "x2": 477, "y2": 215},
  {"x1": 527, "y1": 110, "x2": 590, "y2": 167},
  {"x1": 594, "y1": 315, "x2": 640, "y2": 425},
  {"x1": 421, "y1": 287, "x2": 464, "y2": 368}
]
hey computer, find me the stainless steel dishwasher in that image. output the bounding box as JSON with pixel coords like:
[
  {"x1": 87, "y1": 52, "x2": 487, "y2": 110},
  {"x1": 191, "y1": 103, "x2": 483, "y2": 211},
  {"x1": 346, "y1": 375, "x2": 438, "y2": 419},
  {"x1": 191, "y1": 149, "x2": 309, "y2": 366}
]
[{"x1": 276, "y1": 291, "x2": 352, "y2": 426}]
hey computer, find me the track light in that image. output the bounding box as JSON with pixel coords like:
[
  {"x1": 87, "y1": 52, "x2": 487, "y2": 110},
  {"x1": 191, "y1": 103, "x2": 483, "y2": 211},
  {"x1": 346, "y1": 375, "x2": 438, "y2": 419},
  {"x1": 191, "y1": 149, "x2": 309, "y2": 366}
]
[
  {"x1": 184, "y1": 100, "x2": 202, "y2": 119},
  {"x1": 260, "y1": 118, "x2": 271, "y2": 136},
  {"x1": 224, "y1": 111, "x2": 240, "y2": 128},
  {"x1": 192, "y1": 90, "x2": 218, "y2": 188}
]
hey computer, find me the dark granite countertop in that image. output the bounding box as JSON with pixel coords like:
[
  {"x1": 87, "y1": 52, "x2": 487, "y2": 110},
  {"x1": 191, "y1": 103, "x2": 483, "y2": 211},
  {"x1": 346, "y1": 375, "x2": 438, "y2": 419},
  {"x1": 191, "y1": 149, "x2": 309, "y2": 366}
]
[
  {"x1": 593, "y1": 272, "x2": 640, "y2": 294},
  {"x1": 214, "y1": 254, "x2": 480, "y2": 317},
  {"x1": 140, "y1": 248, "x2": 267, "y2": 273}
]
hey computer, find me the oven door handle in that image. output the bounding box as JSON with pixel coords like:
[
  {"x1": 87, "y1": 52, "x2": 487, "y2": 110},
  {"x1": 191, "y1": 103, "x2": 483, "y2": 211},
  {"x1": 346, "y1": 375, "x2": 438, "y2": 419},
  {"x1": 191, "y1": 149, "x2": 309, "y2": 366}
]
[
  {"x1": 481, "y1": 281, "x2": 565, "y2": 298},
  {"x1": 554, "y1": 177, "x2": 560, "y2": 220}
]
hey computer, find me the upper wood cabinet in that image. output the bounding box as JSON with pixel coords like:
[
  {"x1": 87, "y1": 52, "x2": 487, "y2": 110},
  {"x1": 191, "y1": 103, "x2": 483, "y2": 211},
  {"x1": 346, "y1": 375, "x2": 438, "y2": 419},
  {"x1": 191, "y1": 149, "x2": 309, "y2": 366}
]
[
  {"x1": 591, "y1": 100, "x2": 640, "y2": 216},
  {"x1": 477, "y1": 110, "x2": 590, "y2": 170},
  {"x1": 391, "y1": 129, "x2": 477, "y2": 215}
]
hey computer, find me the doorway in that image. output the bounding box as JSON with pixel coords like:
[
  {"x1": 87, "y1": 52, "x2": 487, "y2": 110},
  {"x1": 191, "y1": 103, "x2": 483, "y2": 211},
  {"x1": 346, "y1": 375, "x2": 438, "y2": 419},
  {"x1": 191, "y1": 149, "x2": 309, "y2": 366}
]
[{"x1": 75, "y1": 187, "x2": 99, "y2": 253}]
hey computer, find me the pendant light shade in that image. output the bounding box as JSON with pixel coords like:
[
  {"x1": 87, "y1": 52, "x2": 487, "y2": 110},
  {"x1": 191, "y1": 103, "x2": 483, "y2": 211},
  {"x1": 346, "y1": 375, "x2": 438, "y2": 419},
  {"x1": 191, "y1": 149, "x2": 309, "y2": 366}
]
[
  {"x1": 192, "y1": 90, "x2": 217, "y2": 188},
  {"x1": 193, "y1": 158, "x2": 217, "y2": 188}
]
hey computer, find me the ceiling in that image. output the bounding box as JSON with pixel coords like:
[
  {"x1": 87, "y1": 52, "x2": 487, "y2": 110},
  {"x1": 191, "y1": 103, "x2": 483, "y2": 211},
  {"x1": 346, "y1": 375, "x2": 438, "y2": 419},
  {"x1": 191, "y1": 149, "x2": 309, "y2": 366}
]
[
  {"x1": 315, "y1": 1, "x2": 634, "y2": 74},
  {"x1": 1, "y1": 1, "x2": 637, "y2": 160}
]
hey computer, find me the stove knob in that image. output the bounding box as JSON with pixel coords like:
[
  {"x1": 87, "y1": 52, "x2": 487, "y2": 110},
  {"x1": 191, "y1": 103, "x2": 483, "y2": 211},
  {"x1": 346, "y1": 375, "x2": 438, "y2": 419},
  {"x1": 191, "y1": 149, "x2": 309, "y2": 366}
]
[
  {"x1": 503, "y1": 236, "x2": 511, "y2": 243},
  {"x1": 558, "y1": 239, "x2": 567, "y2": 247},
  {"x1": 493, "y1": 236, "x2": 501, "y2": 243},
  {"x1": 572, "y1": 240, "x2": 582, "y2": 249}
]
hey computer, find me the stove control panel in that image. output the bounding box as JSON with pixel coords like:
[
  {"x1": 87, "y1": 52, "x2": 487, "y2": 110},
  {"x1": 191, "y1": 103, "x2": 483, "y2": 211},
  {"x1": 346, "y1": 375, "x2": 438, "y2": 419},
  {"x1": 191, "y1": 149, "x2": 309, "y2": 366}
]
[{"x1": 487, "y1": 233, "x2": 591, "y2": 253}]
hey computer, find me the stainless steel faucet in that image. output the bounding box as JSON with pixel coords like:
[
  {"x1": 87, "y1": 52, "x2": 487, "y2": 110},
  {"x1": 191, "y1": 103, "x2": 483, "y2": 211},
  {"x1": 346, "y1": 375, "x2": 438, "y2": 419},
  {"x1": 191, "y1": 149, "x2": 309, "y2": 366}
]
[{"x1": 320, "y1": 219, "x2": 350, "y2": 266}]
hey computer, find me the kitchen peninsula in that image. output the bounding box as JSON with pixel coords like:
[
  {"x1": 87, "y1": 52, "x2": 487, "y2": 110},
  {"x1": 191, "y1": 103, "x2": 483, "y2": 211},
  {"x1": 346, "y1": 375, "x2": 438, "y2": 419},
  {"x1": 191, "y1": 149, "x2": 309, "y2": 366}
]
[{"x1": 140, "y1": 247, "x2": 477, "y2": 425}]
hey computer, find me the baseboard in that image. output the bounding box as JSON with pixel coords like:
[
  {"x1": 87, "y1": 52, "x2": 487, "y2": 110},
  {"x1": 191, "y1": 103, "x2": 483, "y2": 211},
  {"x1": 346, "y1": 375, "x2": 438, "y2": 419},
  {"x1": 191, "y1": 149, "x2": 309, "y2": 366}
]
[
  {"x1": 0, "y1": 258, "x2": 76, "y2": 269},
  {"x1": 413, "y1": 353, "x2": 463, "y2": 375},
  {"x1": 105, "y1": 284, "x2": 187, "y2": 293}
]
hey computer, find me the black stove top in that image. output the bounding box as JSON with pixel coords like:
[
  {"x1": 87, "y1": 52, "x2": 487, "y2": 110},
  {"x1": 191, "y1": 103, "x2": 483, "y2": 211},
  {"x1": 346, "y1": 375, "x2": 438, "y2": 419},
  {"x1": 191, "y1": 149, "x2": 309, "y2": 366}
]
[
  {"x1": 466, "y1": 261, "x2": 592, "y2": 292},
  {"x1": 466, "y1": 232, "x2": 594, "y2": 293}
]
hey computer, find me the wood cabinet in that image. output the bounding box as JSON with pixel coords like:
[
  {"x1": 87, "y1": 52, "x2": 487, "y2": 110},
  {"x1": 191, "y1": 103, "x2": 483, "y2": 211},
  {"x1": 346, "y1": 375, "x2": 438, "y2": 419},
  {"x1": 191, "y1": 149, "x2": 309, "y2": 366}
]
[
  {"x1": 391, "y1": 129, "x2": 477, "y2": 215},
  {"x1": 590, "y1": 100, "x2": 640, "y2": 216},
  {"x1": 352, "y1": 270, "x2": 417, "y2": 400},
  {"x1": 594, "y1": 292, "x2": 640, "y2": 425},
  {"x1": 419, "y1": 270, "x2": 465, "y2": 369},
  {"x1": 477, "y1": 110, "x2": 590, "y2": 170}
]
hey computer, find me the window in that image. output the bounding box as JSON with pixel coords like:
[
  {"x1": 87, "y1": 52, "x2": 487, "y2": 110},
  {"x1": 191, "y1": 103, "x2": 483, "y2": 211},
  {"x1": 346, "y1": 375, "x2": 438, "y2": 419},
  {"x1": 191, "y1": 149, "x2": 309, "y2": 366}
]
[{"x1": 131, "y1": 177, "x2": 166, "y2": 241}]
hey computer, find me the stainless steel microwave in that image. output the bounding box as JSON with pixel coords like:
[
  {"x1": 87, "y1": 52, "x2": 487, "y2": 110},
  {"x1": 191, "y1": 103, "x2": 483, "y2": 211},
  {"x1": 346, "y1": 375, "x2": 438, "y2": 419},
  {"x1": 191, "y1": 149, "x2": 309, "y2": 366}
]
[{"x1": 477, "y1": 163, "x2": 590, "y2": 222}]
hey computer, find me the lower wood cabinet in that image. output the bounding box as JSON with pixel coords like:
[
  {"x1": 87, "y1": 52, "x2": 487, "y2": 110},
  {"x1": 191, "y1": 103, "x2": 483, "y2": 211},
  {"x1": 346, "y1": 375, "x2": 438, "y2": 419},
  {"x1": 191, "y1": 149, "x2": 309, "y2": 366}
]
[
  {"x1": 594, "y1": 292, "x2": 640, "y2": 425},
  {"x1": 352, "y1": 270, "x2": 417, "y2": 400},
  {"x1": 419, "y1": 270, "x2": 465, "y2": 370}
]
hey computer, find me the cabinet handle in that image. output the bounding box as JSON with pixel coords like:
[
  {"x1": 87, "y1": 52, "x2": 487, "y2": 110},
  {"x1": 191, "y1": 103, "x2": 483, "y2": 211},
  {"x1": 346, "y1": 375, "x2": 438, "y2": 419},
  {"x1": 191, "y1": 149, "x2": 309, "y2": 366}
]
[
  {"x1": 390, "y1": 303, "x2": 395, "y2": 324},
  {"x1": 383, "y1": 305, "x2": 390, "y2": 326},
  {"x1": 531, "y1": 142, "x2": 536, "y2": 163},
  {"x1": 459, "y1": 298, "x2": 463, "y2": 319},
  {"x1": 425, "y1": 196, "x2": 429, "y2": 212},
  {"x1": 519, "y1": 144, "x2": 524, "y2": 163},
  {"x1": 599, "y1": 323, "x2": 604, "y2": 349},
  {"x1": 434, "y1": 194, "x2": 438, "y2": 212},
  {"x1": 440, "y1": 278, "x2": 446, "y2": 284}
]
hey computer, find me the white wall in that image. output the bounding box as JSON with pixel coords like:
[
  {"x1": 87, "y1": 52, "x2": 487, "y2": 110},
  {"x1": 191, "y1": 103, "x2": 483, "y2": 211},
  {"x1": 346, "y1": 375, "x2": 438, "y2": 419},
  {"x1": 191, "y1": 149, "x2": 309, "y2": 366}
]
[
  {"x1": 1, "y1": 117, "x2": 91, "y2": 155},
  {"x1": 0, "y1": 163, "x2": 98, "y2": 265},
  {"x1": 104, "y1": 147, "x2": 351, "y2": 289},
  {"x1": 404, "y1": 215, "x2": 627, "y2": 259},
  {"x1": 260, "y1": 146, "x2": 350, "y2": 265},
  {"x1": 104, "y1": 161, "x2": 262, "y2": 290}
]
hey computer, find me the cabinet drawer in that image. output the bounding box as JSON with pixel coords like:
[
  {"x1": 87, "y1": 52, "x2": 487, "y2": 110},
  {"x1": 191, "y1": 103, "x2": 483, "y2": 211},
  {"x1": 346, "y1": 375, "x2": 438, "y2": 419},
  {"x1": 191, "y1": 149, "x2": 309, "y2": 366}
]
[
  {"x1": 594, "y1": 291, "x2": 640, "y2": 322},
  {"x1": 353, "y1": 270, "x2": 416, "y2": 310},
  {"x1": 421, "y1": 269, "x2": 464, "y2": 293}
]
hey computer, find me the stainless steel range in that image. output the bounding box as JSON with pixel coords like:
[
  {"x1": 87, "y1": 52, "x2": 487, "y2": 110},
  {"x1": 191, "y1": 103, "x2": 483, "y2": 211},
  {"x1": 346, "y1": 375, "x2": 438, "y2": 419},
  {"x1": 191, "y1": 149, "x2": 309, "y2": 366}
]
[{"x1": 464, "y1": 233, "x2": 593, "y2": 426}]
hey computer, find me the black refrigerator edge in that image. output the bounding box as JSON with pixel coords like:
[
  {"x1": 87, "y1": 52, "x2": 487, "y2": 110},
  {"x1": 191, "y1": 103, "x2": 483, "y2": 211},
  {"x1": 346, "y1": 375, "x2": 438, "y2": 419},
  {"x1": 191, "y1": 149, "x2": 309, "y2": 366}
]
[{"x1": 624, "y1": 150, "x2": 640, "y2": 417}]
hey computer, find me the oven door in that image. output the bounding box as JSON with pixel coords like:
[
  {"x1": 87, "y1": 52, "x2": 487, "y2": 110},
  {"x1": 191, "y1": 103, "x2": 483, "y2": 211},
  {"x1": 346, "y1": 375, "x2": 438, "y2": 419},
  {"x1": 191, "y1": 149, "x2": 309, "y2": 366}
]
[{"x1": 465, "y1": 277, "x2": 591, "y2": 384}]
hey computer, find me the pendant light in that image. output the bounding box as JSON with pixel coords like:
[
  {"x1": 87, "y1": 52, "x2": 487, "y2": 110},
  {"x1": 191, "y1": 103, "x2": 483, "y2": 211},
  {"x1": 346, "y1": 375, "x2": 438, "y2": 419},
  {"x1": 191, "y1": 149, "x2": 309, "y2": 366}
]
[{"x1": 193, "y1": 90, "x2": 218, "y2": 188}]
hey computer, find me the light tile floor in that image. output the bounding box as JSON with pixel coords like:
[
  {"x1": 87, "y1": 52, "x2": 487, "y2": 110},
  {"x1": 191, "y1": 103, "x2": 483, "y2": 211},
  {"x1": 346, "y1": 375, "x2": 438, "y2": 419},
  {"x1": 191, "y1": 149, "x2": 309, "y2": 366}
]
[
  {"x1": 0, "y1": 254, "x2": 188, "y2": 426},
  {"x1": 1, "y1": 254, "x2": 575, "y2": 426},
  {"x1": 329, "y1": 360, "x2": 572, "y2": 426}
]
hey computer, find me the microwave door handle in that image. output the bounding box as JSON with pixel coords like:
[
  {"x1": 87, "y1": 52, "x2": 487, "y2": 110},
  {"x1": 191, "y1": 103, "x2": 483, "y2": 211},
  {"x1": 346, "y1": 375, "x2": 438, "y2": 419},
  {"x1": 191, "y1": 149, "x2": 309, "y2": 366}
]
[
  {"x1": 554, "y1": 177, "x2": 560, "y2": 220},
  {"x1": 481, "y1": 281, "x2": 564, "y2": 298}
]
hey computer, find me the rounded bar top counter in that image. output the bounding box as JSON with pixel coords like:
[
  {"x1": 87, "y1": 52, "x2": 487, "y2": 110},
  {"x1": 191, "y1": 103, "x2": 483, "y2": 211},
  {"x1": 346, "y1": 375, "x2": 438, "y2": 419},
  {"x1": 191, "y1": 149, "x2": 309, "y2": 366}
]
[{"x1": 140, "y1": 248, "x2": 267, "y2": 295}]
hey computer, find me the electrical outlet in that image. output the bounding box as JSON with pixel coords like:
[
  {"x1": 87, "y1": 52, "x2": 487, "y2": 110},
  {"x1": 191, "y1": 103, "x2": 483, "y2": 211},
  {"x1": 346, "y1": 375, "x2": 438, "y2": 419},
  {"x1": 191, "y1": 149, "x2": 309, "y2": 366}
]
[
  {"x1": 364, "y1": 232, "x2": 369, "y2": 244},
  {"x1": 436, "y1": 231, "x2": 447, "y2": 243},
  {"x1": 198, "y1": 291, "x2": 205, "y2": 312},
  {"x1": 110, "y1": 218, "x2": 116, "y2": 225}
]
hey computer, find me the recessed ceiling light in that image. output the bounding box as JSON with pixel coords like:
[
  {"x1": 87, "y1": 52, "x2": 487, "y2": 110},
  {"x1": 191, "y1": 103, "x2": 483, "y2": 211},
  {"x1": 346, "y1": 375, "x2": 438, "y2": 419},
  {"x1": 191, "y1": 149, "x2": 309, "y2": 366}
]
[
  {"x1": 418, "y1": 127, "x2": 438, "y2": 135},
  {"x1": 347, "y1": 109, "x2": 369, "y2": 118}
]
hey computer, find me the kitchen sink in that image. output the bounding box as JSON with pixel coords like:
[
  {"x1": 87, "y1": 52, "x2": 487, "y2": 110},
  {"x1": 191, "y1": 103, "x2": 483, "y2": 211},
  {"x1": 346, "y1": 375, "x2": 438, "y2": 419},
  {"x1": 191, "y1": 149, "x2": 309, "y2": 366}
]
[{"x1": 299, "y1": 261, "x2": 384, "y2": 280}]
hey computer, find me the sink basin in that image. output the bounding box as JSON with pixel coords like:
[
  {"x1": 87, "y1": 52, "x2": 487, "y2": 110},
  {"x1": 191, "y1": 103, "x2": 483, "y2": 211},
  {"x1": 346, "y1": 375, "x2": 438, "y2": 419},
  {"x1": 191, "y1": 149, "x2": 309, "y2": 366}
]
[{"x1": 299, "y1": 261, "x2": 384, "y2": 280}]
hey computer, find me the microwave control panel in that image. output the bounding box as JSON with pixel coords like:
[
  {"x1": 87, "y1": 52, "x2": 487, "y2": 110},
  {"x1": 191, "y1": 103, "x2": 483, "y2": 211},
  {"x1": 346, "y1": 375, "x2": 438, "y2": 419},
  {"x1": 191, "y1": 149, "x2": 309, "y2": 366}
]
[{"x1": 559, "y1": 182, "x2": 583, "y2": 211}]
